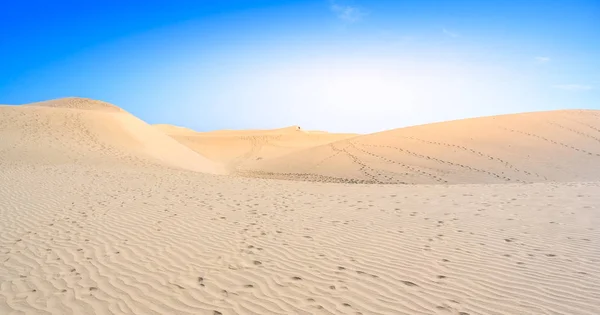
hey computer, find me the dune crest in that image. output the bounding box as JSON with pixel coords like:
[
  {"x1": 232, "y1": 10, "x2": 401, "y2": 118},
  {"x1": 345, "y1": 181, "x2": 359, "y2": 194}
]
[
  {"x1": 154, "y1": 124, "x2": 198, "y2": 136},
  {"x1": 240, "y1": 109, "x2": 600, "y2": 184},
  {"x1": 0, "y1": 98, "x2": 224, "y2": 174},
  {"x1": 196, "y1": 125, "x2": 305, "y2": 136},
  {"x1": 24, "y1": 97, "x2": 124, "y2": 112},
  {"x1": 156, "y1": 124, "x2": 358, "y2": 171}
]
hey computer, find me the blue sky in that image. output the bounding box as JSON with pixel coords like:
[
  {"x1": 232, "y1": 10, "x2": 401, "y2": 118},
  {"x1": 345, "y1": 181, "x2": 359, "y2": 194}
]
[{"x1": 1, "y1": 0, "x2": 599, "y2": 133}]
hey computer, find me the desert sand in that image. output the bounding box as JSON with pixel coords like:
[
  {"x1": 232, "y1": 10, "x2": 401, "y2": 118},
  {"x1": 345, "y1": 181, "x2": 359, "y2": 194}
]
[
  {"x1": 154, "y1": 124, "x2": 358, "y2": 172},
  {"x1": 239, "y1": 110, "x2": 600, "y2": 184},
  {"x1": 1, "y1": 98, "x2": 599, "y2": 315}
]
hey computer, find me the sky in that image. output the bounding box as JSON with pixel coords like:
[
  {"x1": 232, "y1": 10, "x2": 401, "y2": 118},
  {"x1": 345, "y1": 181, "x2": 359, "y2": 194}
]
[{"x1": 1, "y1": 0, "x2": 599, "y2": 133}]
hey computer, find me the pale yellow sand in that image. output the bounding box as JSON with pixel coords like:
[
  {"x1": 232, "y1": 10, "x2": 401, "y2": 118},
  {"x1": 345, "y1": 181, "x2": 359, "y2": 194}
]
[
  {"x1": 154, "y1": 124, "x2": 357, "y2": 172},
  {"x1": 241, "y1": 110, "x2": 600, "y2": 184},
  {"x1": 0, "y1": 98, "x2": 224, "y2": 174},
  {"x1": 1, "y1": 98, "x2": 599, "y2": 315}
]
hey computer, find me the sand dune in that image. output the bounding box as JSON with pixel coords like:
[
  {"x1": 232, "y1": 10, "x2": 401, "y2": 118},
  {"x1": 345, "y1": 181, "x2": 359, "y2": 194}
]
[
  {"x1": 156, "y1": 124, "x2": 357, "y2": 171},
  {"x1": 0, "y1": 98, "x2": 223, "y2": 174},
  {"x1": 24, "y1": 98, "x2": 125, "y2": 112},
  {"x1": 154, "y1": 124, "x2": 199, "y2": 136},
  {"x1": 241, "y1": 110, "x2": 600, "y2": 184},
  {"x1": 1, "y1": 98, "x2": 599, "y2": 315}
]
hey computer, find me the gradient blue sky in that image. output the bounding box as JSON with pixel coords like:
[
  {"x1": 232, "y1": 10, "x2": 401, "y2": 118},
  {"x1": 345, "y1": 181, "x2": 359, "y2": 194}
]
[{"x1": 1, "y1": 0, "x2": 599, "y2": 133}]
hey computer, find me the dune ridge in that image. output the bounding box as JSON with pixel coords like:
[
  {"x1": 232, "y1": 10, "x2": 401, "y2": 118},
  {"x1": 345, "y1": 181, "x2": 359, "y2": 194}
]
[
  {"x1": 156, "y1": 124, "x2": 358, "y2": 171},
  {"x1": 154, "y1": 124, "x2": 199, "y2": 136},
  {"x1": 239, "y1": 109, "x2": 600, "y2": 184},
  {"x1": 24, "y1": 97, "x2": 125, "y2": 112},
  {"x1": 0, "y1": 98, "x2": 224, "y2": 174}
]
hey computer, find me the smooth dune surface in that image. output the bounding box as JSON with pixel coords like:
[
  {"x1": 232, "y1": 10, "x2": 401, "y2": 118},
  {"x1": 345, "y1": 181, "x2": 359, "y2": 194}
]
[
  {"x1": 155, "y1": 124, "x2": 357, "y2": 171},
  {"x1": 0, "y1": 98, "x2": 224, "y2": 174},
  {"x1": 241, "y1": 110, "x2": 600, "y2": 184},
  {"x1": 1, "y1": 98, "x2": 599, "y2": 315}
]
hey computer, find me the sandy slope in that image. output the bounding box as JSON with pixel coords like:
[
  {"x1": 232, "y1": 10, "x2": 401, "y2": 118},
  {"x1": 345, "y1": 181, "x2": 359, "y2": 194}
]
[
  {"x1": 155, "y1": 125, "x2": 358, "y2": 171},
  {"x1": 1, "y1": 163, "x2": 599, "y2": 315},
  {"x1": 241, "y1": 110, "x2": 600, "y2": 184},
  {"x1": 154, "y1": 124, "x2": 199, "y2": 136},
  {"x1": 0, "y1": 98, "x2": 224, "y2": 174},
  {"x1": 1, "y1": 98, "x2": 599, "y2": 314}
]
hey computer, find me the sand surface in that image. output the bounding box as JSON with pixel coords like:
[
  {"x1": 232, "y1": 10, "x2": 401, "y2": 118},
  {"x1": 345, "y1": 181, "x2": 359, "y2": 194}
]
[
  {"x1": 155, "y1": 124, "x2": 358, "y2": 172},
  {"x1": 1, "y1": 98, "x2": 599, "y2": 315},
  {"x1": 240, "y1": 110, "x2": 600, "y2": 184},
  {"x1": 0, "y1": 98, "x2": 223, "y2": 174}
]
